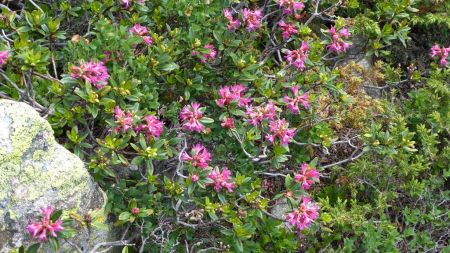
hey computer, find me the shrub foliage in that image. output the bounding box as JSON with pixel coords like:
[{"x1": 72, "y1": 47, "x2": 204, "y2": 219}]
[{"x1": 0, "y1": 0, "x2": 449, "y2": 252}]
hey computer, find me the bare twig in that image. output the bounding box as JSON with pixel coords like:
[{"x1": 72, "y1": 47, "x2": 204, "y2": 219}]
[{"x1": 321, "y1": 147, "x2": 367, "y2": 169}]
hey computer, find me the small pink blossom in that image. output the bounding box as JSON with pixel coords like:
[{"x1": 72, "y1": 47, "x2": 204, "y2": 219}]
[
  {"x1": 327, "y1": 26, "x2": 351, "y2": 54},
  {"x1": 266, "y1": 119, "x2": 296, "y2": 146},
  {"x1": 121, "y1": 0, "x2": 130, "y2": 8},
  {"x1": 284, "y1": 86, "x2": 310, "y2": 114},
  {"x1": 114, "y1": 106, "x2": 134, "y2": 134},
  {"x1": 137, "y1": 115, "x2": 164, "y2": 140},
  {"x1": 224, "y1": 9, "x2": 241, "y2": 31},
  {"x1": 278, "y1": 21, "x2": 298, "y2": 40},
  {"x1": 246, "y1": 102, "x2": 277, "y2": 126},
  {"x1": 181, "y1": 143, "x2": 212, "y2": 169},
  {"x1": 131, "y1": 207, "x2": 140, "y2": 215},
  {"x1": 217, "y1": 84, "x2": 250, "y2": 107},
  {"x1": 221, "y1": 117, "x2": 235, "y2": 129},
  {"x1": 278, "y1": 0, "x2": 304, "y2": 15},
  {"x1": 130, "y1": 24, "x2": 149, "y2": 36},
  {"x1": 430, "y1": 44, "x2": 450, "y2": 67},
  {"x1": 285, "y1": 41, "x2": 309, "y2": 71},
  {"x1": 200, "y1": 44, "x2": 217, "y2": 64},
  {"x1": 143, "y1": 36, "x2": 153, "y2": 45},
  {"x1": 285, "y1": 196, "x2": 319, "y2": 232},
  {"x1": 294, "y1": 163, "x2": 320, "y2": 190},
  {"x1": 27, "y1": 206, "x2": 64, "y2": 242},
  {"x1": 179, "y1": 102, "x2": 206, "y2": 133},
  {"x1": 207, "y1": 167, "x2": 235, "y2": 192},
  {"x1": 130, "y1": 24, "x2": 153, "y2": 45},
  {"x1": 190, "y1": 174, "x2": 199, "y2": 182},
  {"x1": 70, "y1": 60, "x2": 109, "y2": 89},
  {"x1": 242, "y1": 9, "x2": 263, "y2": 32},
  {"x1": 0, "y1": 50, "x2": 9, "y2": 67}
]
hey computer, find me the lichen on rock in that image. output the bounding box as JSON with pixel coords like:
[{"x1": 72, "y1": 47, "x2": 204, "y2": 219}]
[{"x1": 0, "y1": 99, "x2": 109, "y2": 252}]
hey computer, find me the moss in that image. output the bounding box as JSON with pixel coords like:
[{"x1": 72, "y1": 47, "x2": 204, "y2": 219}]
[{"x1": 0, "y1": 99, "x2": 100, "y2": 215}]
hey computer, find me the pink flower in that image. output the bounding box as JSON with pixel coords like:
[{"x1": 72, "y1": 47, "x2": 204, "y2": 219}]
[
  {"x1": 430, "y1": 44, "x2": 450, "y2": 67},
  {"x1": 104, "y1": 51, "x2": 112, "y2": 62},
  {"x1": 130, "y1": 24, "x2": 153, "y2": 45},
  {"x1": 285, "y1": 41, "x2": 309, "y2": 71},
  {"x1": 278, "y1": 21, "x2": 298, "y2": 40},
  {"x1": 294, "y1": 163, "x2": 320, "y2": 190},
  {"x1": 224, "y1": 9, "x2": 240, "y2": 31},
  {"x1": 207, "y1": 167, "x2": 235, "y2": 192},
  {"x1": 266, "y1": 119, "x2": 296, "y2": 146},
  {"x1": 278, "y1": 0, "x2": 304, "y2": 15},
  {"x1": 143, "y1": 36, "x2": 153, "y2": 45},
  {"x1": 179, "y1": 102, "x2": 206, "y2": 133},
  {"x1": 246, "y1": 102, "x2": 277, "y2": 126},
  {"x1": 181, "y1": 143, "x2": 212, "y2": 169},
  {"x1": 217, "y1": 84, "x2": 250, "y2": 107},
  {"x1": 131, "y1": 207, "x2": 140, "y2": 215},
  {"x1": 283, "y1": 86, "x2": 310, "y2": 114},
  {"x1": 0, "y1": 50, "x2": 9, "y2": 67},
  {"x1": 191, "y1": 174, "x2": 199, "y2": 182},
  {"x1": 121, "y1": 0, "x2": 130, "y2": 8},
  {"x1": 242, "y1": 9, "x2": 263, "y2": 32},
  {"x1": 285, "y1": 196, "x2": 319, "y2": 232},
  {"x1": 130, "y1": 24, "x2": 149, "y2": 36},
  {"x1": 221, "y1": 117, "x2": 235, "y2": 129},
  {"x1": 70, "y1": 61, "x2": 109, "y2": 89},
  {"x1": 27, "y1": 206, "x2": 64, "y2": 242},
  {"x1": 200, "y1": 44, "x2": 217, "y2": 64},
  {"x1": 327, "y1": 26, "x2": 351, "y2": 54},
  {"x1": 137, "y1": 115, "x2": 164, "y2": 141},
  {"x1": 114, "y1": 106, "x2": 134, "y2": 134}
]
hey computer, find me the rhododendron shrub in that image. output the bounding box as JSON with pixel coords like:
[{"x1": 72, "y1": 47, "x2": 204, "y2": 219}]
[{"x1": 1, "y1": 0, "x2": 449, "y2": 252}]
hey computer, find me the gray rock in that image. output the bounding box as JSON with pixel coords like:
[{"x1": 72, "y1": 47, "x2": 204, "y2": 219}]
[{"x1": 0, "y1": 99, "x2": 109, "y2": 252}]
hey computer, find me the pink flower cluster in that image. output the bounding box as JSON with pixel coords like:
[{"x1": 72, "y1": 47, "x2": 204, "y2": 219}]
[
  {"x1": 0, "y1": 50, "x2": 9, "y2": 67},
  {"x1": 223, "y1": 9, "x2": 240, "y2": 31},
  {"x1": 179, "y1": 102, "x2": 206, "y2": 133},
  {"x1": 70, "y1": 60, "x2": 110, "y2": 89},
  {"x1": 430, "y1": 44, "x2": 450, "y2": 67},
  {"x1": 278, "y1": 0, "x2": 304, "y2": 15},
  {"x1": 129, "y1": 24, "x2": 153, "y2": 45},
  {"x1": 278, "y1": 21, "x2": 298, "y2": 40},
  {"x1": 27, "y1": 206, "x2": 64, "y2": 242},
  {"x1": 137, "y1": 115, "x2": 164, "y2": 141},
  {"x1": 294, "y1": 163, "x2": 319, "y2": 190},
  {"x1": 207, "y1": 167, "x2": 235, "y2": 192},
  {"x1": 266, "y1": 119, "x2": 296, "y2": 146},
  {"x1": 327, "y1": 26, "x2": 351, "y2": 54},
  {"x1": 200, "y1": 44, "x2": 217, "y2": 64},
  {"x1": 242, "y1": 9, "x2": 263, "y2": 32},
  {"x1": 217, "y1": 84, "x2": 251, "y2": 107},
  {"x1": 285, "y1": 196, "x2": 319, "y2": 232},
  {"x1": 285, "y1": 41, "x2": 309, "y2": 71},
  {"x1": 221, "y1": 117, "x2": 235, "y2": 129},
  {"x1": 284, "y1": 86, "x2": 310, "y2": 114},
  {"x1": 114, "y1": 106, "x2": 133, "y2": 134},
  {"x1": 113, "y1": 106, "x2": 164, "y2": 140},
  {"x1": 181, "y1": 143, "x2": 212, "y2": 169},
  {"x1": 246, "y1": 102, "x2": 277, "y2": 126},
  {"x1": 121, "y1": 0, "x2": 145, "y2": 8}
]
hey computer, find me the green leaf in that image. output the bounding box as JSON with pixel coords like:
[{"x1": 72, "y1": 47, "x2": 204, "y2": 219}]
[
  {"x1": 119, "y1": 212, "x2": 131, "y2": 221},
  {"x1": 159, "y1": 62, "x2": 179, "y2": 72},
  {"x1": 50, "y1": 209, "x2": 63, "y2": 221},
  {"x1": 48, "y1": 237, "x2": 60, "y2": 251},
  {"x1": 199, "y1": 117, "x2": 214, "y2": 124},
  {"x1": 131, "y1": 156, "x2": 144, "y2": 165},
  {"x1": 26, "y1": 244, "x2": 40, "y2": 253}
]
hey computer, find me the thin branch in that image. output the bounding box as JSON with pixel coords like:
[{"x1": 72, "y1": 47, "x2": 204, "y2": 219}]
[{"x1": 321, "y1": 147, "x2": 367, "y2": 169}]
